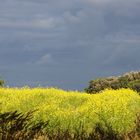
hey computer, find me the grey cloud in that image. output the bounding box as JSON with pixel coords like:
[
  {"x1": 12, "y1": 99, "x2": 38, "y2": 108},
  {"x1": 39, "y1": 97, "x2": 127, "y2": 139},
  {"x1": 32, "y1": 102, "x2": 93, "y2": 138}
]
[{"x1": 0, "y1": 0, "x2": 140, "y2": 90}]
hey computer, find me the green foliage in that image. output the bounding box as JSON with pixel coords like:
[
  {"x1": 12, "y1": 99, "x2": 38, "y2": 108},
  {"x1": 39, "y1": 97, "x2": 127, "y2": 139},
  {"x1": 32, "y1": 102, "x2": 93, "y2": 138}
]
[
  {"x1": 128, "y1": 80, "x2": 140, "y2": 92},
  {"x1": 0, "y1": 79, "x2": 4, "y2": 87},
  {"x1": 0, "y1": 110, "x2": 49, "y2": 140},
  {"x1": 85, "y1": 71, "x2": 140, "y2": 94},
  {"x1": 0, "y1": 110, "x2": 140, "y2": 140}
]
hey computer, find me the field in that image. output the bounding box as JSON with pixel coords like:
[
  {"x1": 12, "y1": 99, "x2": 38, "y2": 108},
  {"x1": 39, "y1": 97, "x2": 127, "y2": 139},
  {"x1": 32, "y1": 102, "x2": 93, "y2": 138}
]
[{"x1": 0, "y1": 88, "x2": 140, "y2": 140}]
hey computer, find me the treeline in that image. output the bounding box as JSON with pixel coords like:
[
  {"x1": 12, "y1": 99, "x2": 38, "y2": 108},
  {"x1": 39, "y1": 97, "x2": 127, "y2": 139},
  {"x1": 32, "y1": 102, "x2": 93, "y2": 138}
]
[{"x1": 85, "y1": 71, "x2": 140, "y2": 94}]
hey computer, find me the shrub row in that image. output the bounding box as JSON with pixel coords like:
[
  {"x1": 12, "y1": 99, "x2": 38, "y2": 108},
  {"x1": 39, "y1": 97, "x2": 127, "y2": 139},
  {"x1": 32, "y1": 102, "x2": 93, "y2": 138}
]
[{"x1": 85, "y1": 71, "x2": 140, "y2": 94}]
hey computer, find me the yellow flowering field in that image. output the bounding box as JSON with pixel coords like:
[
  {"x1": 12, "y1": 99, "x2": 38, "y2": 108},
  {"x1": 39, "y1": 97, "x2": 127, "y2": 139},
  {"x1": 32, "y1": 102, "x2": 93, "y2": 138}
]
[{"x1": 0, "y1": 88, "x2": 140, "y2": 134}]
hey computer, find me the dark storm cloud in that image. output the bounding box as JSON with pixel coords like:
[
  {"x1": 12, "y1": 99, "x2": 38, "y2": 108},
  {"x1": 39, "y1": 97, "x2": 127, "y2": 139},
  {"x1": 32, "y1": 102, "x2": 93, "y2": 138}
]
[{"x1": 0, "y1": 0, "x2": 140, "y2": 90}]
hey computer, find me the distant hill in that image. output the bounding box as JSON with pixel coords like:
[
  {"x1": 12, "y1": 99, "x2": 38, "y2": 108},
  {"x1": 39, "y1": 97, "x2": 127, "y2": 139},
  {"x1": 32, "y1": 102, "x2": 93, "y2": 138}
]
[{"x1": 85, "y1": 71, "x2": 140, "y2": 94}]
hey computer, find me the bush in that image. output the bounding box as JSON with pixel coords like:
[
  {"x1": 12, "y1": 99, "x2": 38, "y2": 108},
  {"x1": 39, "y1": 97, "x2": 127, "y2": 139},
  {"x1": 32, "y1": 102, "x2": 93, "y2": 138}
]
[
  {"x1": 85, "y1": 71, "x2": 140, "y2": 94},
  {"x1": 128, "y1": 80, "x2": 140, "y2": 92},
  {"x1": 0, "y1": 79, "x2": 4, "y2": 87}
]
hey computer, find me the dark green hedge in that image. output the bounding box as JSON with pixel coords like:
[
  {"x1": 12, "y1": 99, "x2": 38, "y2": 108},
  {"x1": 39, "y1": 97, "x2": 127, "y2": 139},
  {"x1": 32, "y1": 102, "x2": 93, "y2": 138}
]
[{"x1": 85, "y1": 71, "x2": 140, "y2": 94}]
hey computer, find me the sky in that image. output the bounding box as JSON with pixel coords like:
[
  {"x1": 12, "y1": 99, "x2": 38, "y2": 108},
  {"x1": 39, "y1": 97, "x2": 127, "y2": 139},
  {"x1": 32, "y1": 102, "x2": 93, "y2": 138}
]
[{"x1": 0, "y1": 0, "x2": 140, "y2": 90}]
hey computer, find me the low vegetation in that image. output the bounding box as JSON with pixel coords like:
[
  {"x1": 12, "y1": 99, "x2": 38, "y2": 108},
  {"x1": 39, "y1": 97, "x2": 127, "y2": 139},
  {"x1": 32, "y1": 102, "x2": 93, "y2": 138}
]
[
  {"x1": 0, "y1": 110, "x2": 140, "y2": 140},
  {"x1": 0, "y1": 88, "x2": 140, "y2": 139}
]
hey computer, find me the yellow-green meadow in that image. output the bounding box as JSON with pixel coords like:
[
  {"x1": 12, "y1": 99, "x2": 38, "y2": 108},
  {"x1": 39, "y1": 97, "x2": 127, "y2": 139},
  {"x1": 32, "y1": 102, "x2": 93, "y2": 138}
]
[{"x1": 0, "y1": 88, "x2": 140, "y2": 135}]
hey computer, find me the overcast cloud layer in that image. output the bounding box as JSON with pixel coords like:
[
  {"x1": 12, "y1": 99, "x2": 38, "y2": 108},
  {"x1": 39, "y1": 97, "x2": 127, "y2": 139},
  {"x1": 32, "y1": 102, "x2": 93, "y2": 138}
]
[{"x1": 0, "y1": 0, "x2": 140, "y2": 90}]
